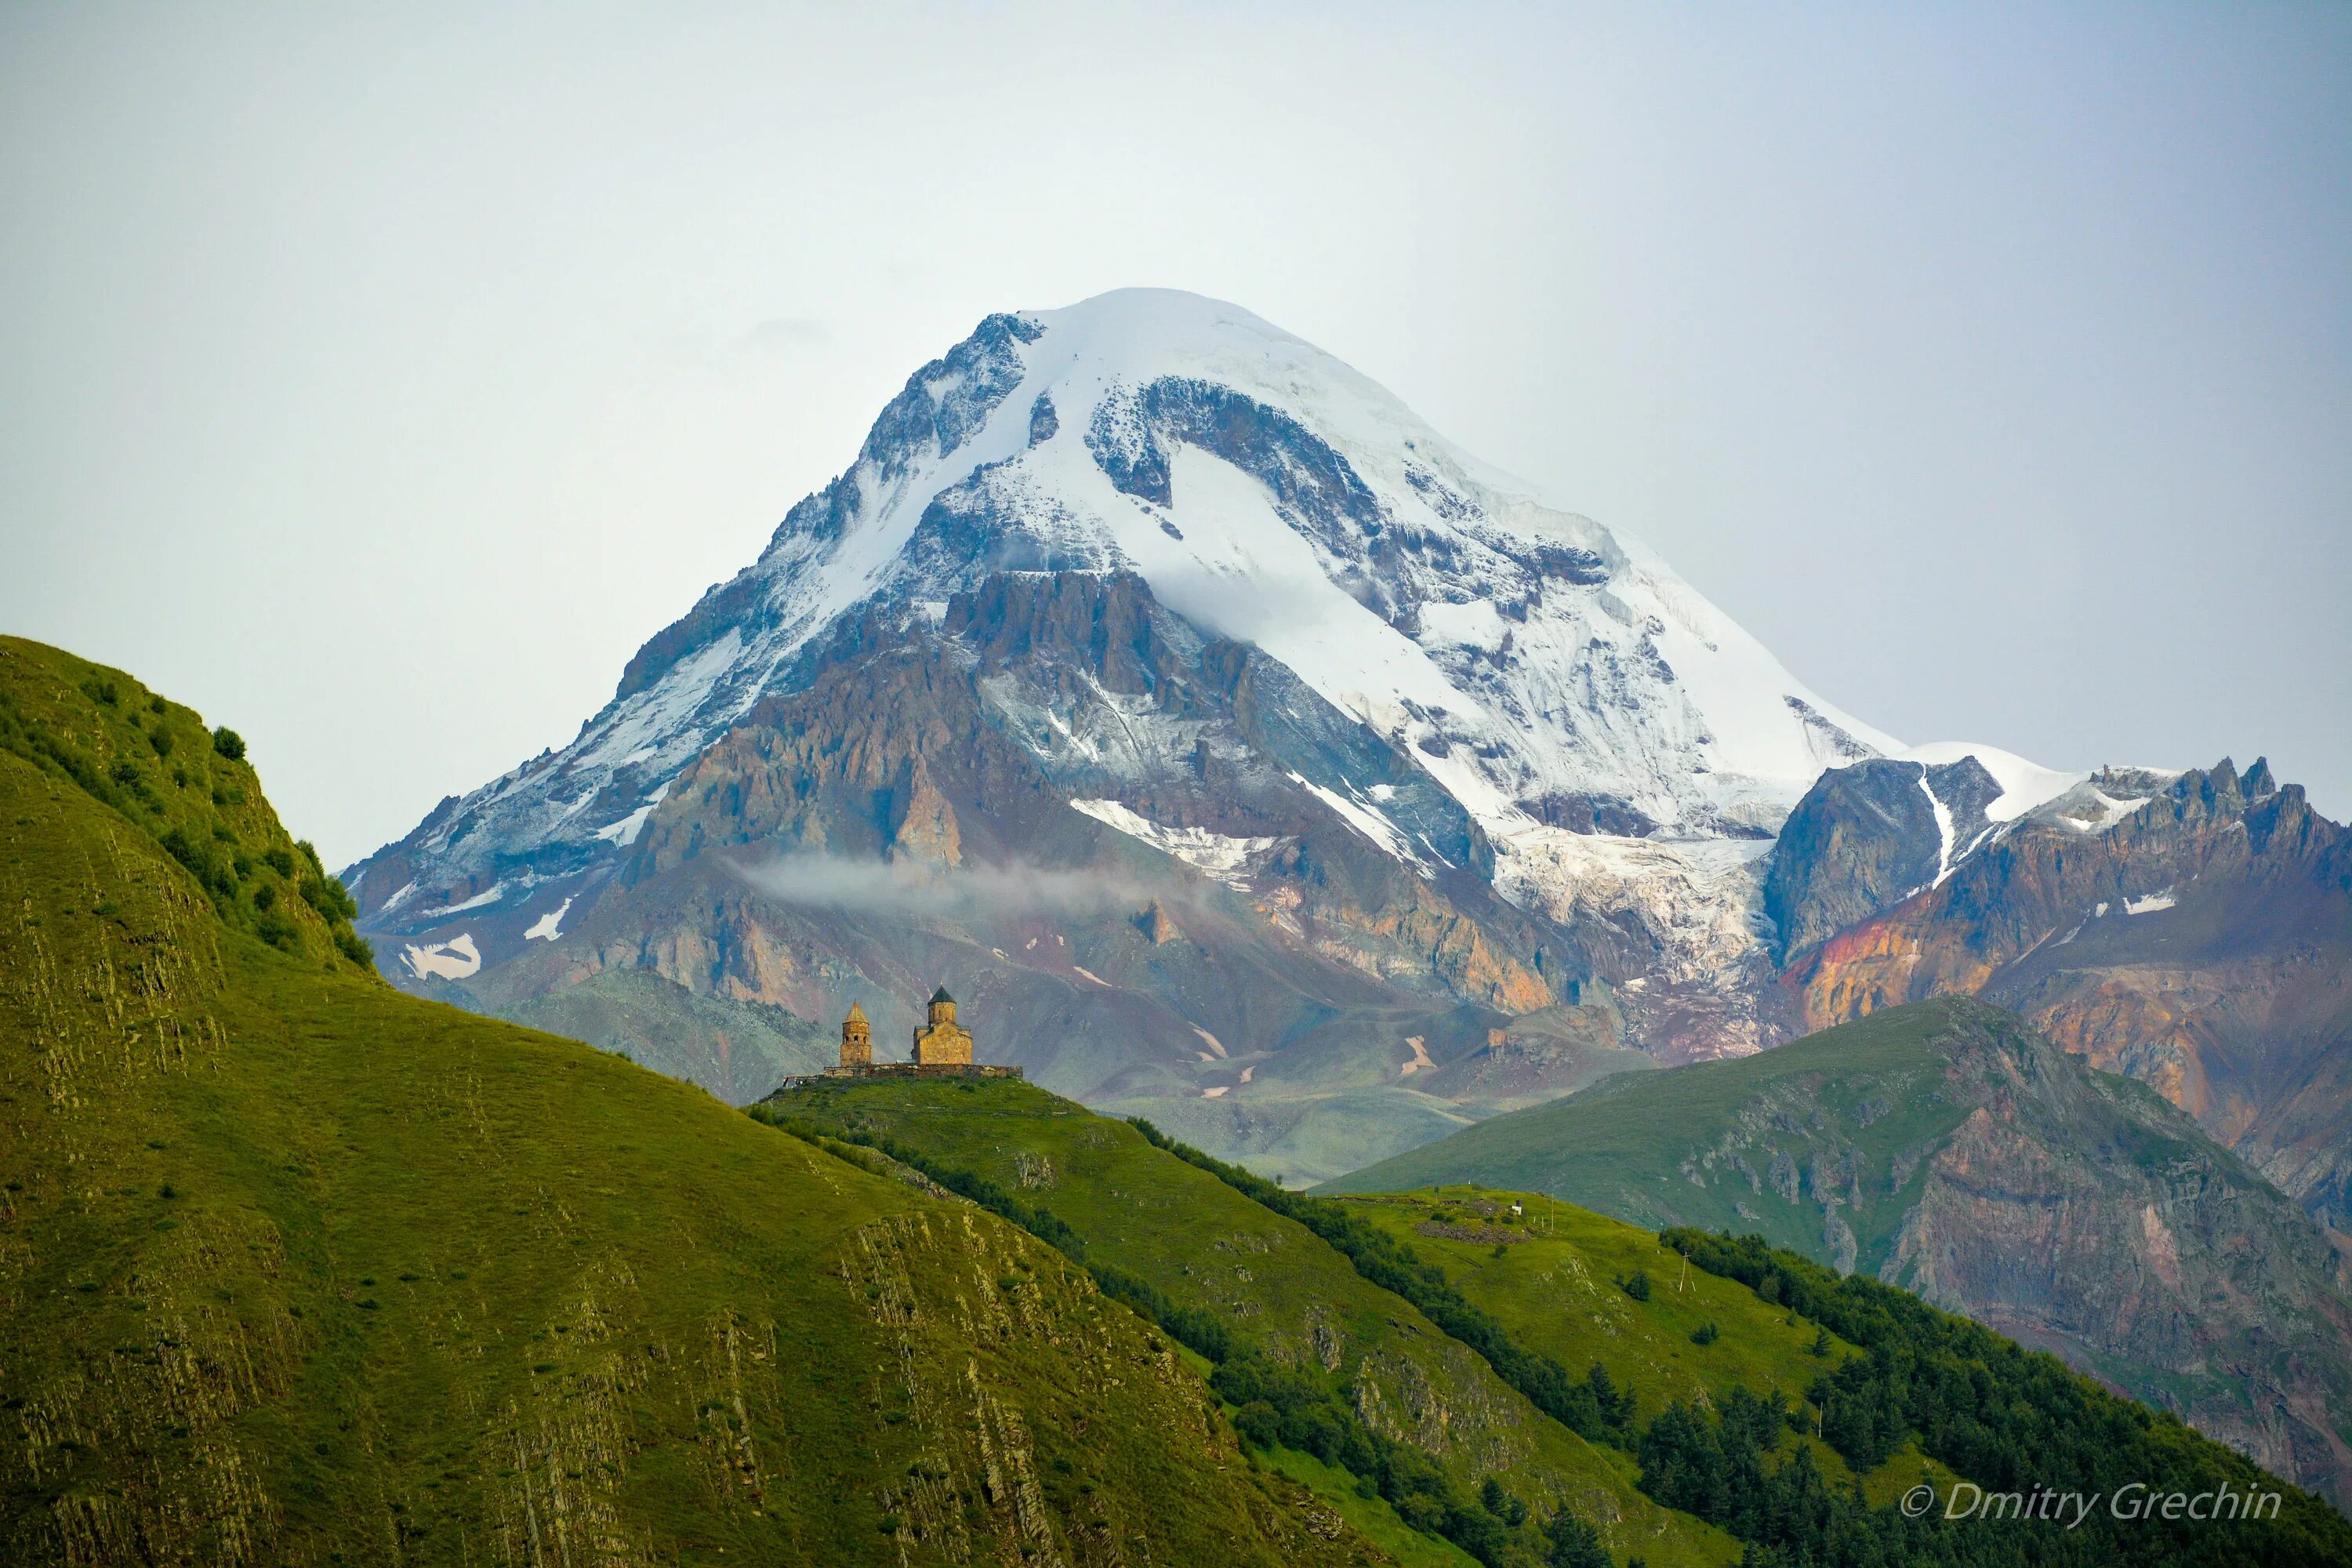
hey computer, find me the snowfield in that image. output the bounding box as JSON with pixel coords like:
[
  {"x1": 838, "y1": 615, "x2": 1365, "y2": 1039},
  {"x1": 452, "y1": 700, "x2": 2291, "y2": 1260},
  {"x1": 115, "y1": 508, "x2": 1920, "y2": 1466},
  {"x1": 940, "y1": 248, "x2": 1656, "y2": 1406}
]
[{"x1": 1069, "y1": 799, "x2": 1282, "y2": 889}]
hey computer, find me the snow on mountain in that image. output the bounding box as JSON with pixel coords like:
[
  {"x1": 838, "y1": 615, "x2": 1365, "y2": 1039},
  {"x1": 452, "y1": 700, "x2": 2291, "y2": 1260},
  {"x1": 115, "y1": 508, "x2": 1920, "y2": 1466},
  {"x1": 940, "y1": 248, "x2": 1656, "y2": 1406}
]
[
  {"x1": 1067, "y1": 798, "x2": 1282, "y2": 890},
  {"x1": 347, "y1": 289, "x2": 1899, "y2": 919},
  {"x1": 1894, "y1": 742, "x2": 2085, "y2": 822}
]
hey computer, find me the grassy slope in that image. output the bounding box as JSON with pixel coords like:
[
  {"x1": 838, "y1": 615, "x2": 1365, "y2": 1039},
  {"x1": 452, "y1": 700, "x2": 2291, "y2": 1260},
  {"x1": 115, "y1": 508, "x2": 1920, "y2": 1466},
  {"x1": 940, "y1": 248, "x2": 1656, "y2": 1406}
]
[
  {"x1": 1319, "y1": 1000, "x2": 1978, "y2": 1269},
  {"x1": 1319, "y1": 1188, "x2": 1963, "y2": 1508},
  {"x1": 0, "y1": 637, "x2": 369, "y2": 975},
  {"x1": 770, "y1": 1074, "x2": 1742, "y2": 1567},
  {"x1": 1331, "y1": 1189, "x2": 1859, "y2": 1433},
  {"x1": 0, "y1": 641, "x2": 1378, "y2": 1568}
]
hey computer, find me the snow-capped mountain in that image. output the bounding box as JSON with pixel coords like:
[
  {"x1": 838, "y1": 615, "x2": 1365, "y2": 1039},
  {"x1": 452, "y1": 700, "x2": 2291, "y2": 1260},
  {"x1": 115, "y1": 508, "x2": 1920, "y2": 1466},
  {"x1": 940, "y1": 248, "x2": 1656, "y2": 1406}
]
[
  {"x1": 349, "y1": 289, "x2": 1893, "y2": 931},
  {"x1": 343, "y1": 288, "x2": 2345, "y2": 1215}
]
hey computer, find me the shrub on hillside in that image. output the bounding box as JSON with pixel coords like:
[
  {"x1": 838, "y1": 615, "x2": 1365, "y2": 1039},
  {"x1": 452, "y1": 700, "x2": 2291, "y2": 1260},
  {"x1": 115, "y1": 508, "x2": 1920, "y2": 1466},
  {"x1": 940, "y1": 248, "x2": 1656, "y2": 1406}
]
[{"x1": 1542, "y1": 1511, "x2": 1611, "y2": 1568}]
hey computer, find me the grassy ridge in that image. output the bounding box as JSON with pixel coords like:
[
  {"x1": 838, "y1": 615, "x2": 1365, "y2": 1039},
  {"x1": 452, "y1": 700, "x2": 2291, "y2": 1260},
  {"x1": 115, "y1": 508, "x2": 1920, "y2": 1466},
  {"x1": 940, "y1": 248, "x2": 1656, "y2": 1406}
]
[
  {"x1": 0, "y1": 637, "x2": 374, "y2": 974},
  {"x1": 777, "y1": 1077, "x2": 2352, "y2": 1566},
  {"x1": 765, "y1": 1073, "x2": 1740, "y2": 1567},
  {"x1": 1325, "y1": 1189, "x2": 1864, "y2": 1453},
  {"x1": 0, "y1": 639, "x2": 1381, "y2": 1567},
  {"x1": 1316, "y1": 1002, "x2": 1976, "y2": 1269}
]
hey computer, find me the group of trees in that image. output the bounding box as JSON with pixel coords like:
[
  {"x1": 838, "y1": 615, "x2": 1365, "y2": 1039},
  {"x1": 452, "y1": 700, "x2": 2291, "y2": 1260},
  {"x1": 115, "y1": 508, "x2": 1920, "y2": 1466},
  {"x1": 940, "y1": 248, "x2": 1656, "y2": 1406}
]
[
  {"x1": 1635, "y1": 1389, "x2": 1902, "y2": 1559},
  {"x1": 1213, "y1": 1351, "x2": 1541, "y2": 1562},
  {"x1": 1664, "y1": 1229, "x2": 2352, "y2": 1566}
]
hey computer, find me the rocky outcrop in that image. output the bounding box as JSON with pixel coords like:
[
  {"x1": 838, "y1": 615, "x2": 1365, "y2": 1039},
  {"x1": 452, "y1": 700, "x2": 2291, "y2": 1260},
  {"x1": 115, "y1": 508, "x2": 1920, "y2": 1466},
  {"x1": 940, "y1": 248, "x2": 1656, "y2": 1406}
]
[
  {"x1": 1780, "y1": 760, "x2": 2352, "y2": 1224},
  {"x1": 1878, "y1": 1007, "x2": 2352, "y2": 1498},
  {"x1": 1763, "y1": 753, "x2": 2000, "y2": 960}
]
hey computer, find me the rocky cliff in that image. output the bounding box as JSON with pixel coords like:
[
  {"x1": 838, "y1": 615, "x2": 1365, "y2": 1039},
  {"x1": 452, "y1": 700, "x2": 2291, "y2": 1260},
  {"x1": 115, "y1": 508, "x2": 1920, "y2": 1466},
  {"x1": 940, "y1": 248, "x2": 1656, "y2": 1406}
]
[{"x1": 1777, "y1": 758, "x2": 2352, "y2": 1226}]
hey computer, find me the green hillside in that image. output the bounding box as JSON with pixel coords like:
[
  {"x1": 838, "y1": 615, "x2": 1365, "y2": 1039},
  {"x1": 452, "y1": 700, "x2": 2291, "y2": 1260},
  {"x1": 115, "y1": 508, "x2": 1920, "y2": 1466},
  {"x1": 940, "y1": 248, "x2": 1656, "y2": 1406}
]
[
  {"x1": 1316, "y1": 1000, "x2": 1979, "y2": 1265},
  {"x1": 762, "y1": 1074, "x2": 2352, "y2": 1566},
  {"x1": 760, "y1": 1073, "x2": 1737, "y2": 1567},
  {"x1": 0, "y1": 637, "x2": 376, "y2": 976},
  {"x1": 11, "y1": 633, "x2": 2347, "y2": 1566},
  {"x1": 1319, "y1": 996, "x2": 2352, "y2": 1520},
  {"x1": 0, "y1": 637, "x2": 1383, "y2": 1567},
  {"x1": 1325, "y1": 1189, "x2": 1867, "y2": 1456}
]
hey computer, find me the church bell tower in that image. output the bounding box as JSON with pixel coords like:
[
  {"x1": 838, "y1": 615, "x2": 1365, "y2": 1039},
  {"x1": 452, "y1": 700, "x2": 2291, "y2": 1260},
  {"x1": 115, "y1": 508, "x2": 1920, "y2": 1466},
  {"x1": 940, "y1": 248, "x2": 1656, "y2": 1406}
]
[{"x1": 839, "y1": 1002, "x2": 872, "y2": 1069}]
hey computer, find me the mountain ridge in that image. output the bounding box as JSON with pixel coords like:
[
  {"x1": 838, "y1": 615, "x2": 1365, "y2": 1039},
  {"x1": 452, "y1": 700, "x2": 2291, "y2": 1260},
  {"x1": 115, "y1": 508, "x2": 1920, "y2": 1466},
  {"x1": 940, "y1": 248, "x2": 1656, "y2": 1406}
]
[{"x1": 1319, "y1": 996, "x2": 2352, "y2": 1504}]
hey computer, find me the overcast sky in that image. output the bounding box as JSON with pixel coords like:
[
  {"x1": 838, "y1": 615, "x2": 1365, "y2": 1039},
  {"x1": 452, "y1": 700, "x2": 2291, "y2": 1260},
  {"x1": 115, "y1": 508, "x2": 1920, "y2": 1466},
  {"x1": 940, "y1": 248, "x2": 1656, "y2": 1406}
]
[{"x1": 4, "y1": 2, "x2": 2347, "y2": 865}]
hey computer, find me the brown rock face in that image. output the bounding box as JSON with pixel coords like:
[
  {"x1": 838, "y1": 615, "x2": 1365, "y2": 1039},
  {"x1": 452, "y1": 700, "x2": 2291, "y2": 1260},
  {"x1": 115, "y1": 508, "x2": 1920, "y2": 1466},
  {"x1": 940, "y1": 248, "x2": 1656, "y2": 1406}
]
[
  {"x1": 633, "y1": 628, "x2": 1043, "y2": 878},
  {"x1": 1784, "y1": 760, "x2": 2352, "y2": 1223},
  {"x1": 1874, "y1": 1007, "x2": 2352, "y2": 1498},
  {"x1": 442, "y1": 571, "x2": 1579, "y2": 1140}
]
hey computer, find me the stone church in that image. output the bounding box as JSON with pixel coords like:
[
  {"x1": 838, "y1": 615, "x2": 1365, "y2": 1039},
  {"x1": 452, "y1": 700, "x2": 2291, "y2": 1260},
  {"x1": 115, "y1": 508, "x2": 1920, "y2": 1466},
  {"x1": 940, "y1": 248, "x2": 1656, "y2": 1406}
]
[
  {"x1": 909, "y1": 985, "x2": 972, "y2": 1065},
  {"x1": 788, "y1": 986, "x2": 1018, "y2": 1084}
]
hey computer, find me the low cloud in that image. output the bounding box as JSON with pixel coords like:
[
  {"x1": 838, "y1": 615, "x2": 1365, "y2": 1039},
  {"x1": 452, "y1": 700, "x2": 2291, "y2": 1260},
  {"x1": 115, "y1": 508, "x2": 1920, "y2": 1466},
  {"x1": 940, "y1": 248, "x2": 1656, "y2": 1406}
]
[{"x1": 728, "y1": 850, "x2": 1175, "y2": 924}]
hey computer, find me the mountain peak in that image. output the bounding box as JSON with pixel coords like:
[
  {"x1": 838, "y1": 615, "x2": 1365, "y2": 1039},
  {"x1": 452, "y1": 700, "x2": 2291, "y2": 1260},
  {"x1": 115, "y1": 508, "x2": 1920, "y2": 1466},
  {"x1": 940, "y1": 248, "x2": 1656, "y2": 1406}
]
[{"x1": 349, "y1": 294, "x2": 1896, "y2": 953}]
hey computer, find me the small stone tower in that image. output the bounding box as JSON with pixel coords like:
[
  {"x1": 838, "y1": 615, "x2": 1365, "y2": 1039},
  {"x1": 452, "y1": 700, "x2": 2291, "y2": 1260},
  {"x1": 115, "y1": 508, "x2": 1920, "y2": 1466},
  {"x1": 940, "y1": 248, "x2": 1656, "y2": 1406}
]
[
  {"x1": 912, "y1": 985, "x2": 973, "y2": 1065},
  {"x1": 839, "y1": 1002, "x2": 872, "y2": 1069}
]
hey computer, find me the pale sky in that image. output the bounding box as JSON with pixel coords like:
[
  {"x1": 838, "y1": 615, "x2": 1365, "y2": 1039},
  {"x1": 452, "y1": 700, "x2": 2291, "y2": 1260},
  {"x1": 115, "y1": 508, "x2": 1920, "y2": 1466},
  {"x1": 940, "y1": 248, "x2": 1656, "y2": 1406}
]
[{"x1": 4, "y1": 2, "x2": 2347, "y2": 865}]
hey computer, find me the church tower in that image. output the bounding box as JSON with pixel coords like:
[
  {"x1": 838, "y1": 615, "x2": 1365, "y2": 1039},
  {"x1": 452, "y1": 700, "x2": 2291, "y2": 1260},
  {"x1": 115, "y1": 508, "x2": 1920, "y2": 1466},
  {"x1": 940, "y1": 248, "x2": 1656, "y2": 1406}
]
[
  {"x1": 839, "y1": 1002, "x2": 872, "y2": 1069},
  {"x1": 912, "y1": 985, "x2": 974, "y2": 1065}
]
